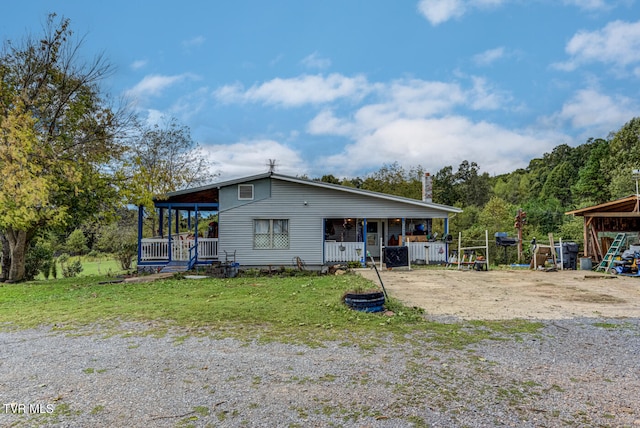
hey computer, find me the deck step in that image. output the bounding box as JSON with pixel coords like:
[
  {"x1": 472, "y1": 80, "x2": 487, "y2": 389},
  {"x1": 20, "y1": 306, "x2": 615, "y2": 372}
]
[{"x1": 160, "y1": 261, "x2": 190, "y2": 274}]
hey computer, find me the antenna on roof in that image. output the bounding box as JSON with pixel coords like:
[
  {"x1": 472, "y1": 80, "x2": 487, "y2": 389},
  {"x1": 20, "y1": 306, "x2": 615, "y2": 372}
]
[{"x1": 267, "y1": 159, "x2": 277, "y2": 173}]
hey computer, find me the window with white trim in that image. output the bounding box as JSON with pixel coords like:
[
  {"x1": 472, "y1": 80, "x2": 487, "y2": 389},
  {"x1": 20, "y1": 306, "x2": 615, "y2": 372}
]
[
  {"x1": 254, "y1": 219, "x2": 289, "y2": 249},
  {"x1": 238, "y1": 184, "x2": 254, "y2": 200}
]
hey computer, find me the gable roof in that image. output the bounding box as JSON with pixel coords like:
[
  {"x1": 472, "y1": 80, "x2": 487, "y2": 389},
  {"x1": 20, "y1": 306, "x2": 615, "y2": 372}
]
[{"x1": 164, "y1": 172, "x2": 462, "y2": 213}]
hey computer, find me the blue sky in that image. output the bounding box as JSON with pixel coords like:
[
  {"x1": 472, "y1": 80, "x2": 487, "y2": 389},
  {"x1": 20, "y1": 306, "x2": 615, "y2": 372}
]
[{"x1": 2, "y1": 1, "x2": 640, "y2": 181}]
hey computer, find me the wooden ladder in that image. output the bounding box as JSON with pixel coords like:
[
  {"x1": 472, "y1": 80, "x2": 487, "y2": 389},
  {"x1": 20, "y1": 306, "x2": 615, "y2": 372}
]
[{"x1": 595, "y1": 233, "x2": 626, "y2": 272}]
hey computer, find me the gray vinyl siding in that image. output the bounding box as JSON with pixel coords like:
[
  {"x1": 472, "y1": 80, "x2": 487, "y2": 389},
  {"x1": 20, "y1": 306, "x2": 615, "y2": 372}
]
[
  {"x1": 219, "y1": 178, "x2": 271, "y2": 210},
  {"x1": 218, "y1": 179, "x2": 453, "y2": 267}
]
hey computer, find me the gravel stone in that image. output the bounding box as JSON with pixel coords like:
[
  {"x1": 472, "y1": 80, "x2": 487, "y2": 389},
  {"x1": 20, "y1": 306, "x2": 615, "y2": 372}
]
[{"x1": 1, "y1": 317, "x2": 638, "y2": 427}]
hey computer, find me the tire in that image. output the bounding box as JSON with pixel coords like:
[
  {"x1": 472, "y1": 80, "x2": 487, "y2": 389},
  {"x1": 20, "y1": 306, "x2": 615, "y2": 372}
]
[{"x1": 343, "y1": 291, "x2": 385, "y2": 313}]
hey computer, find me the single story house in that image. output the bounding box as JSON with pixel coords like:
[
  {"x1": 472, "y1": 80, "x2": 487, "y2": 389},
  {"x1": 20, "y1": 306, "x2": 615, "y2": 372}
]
[{"x1": 136, "y1": 172, "x2": 462, "y2": 272}]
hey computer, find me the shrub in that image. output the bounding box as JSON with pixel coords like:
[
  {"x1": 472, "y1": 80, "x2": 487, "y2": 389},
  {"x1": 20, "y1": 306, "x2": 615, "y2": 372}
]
[
  {"x1": 62, "y1": 260, "x2": 83, "y2": 278},
  {"x1": 50, "y1": 259, "x2": 58, "y2": 279},
  {"x1": 25, "y1": 239, "x2": 54, "y2": 281},
  {"x1": 57, "y1": 254, "x2": 82, "y2": 278},
  {"x1": 66, "y1": 229, "x2": 88, "y2": 256}
]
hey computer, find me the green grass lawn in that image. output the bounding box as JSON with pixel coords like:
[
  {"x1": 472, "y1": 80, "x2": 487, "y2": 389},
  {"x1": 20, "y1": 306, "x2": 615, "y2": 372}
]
[
  {"x1": 0, "y1": 271, "x2": 541, "y2": 346},
  {"x1": 38, "y1": 256, "x2": 130, "y2": 280}
]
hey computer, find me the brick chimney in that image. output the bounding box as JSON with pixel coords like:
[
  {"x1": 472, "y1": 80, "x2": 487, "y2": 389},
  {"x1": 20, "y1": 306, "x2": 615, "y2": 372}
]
[{"x1": 422, "y1": 172, "x2": 432, "y2": 203}]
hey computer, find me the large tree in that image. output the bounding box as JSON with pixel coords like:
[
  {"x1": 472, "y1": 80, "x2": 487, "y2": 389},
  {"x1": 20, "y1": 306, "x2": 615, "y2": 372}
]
[
  {"x1": 123, "y1": 117, "x2": 217, "y2": 236},
  {"x1": 604, "y1": 117, "x2": 640, "y2": 198},
  {"x1": 0, "y1": 15, "x2": 125, "y2": 282}
]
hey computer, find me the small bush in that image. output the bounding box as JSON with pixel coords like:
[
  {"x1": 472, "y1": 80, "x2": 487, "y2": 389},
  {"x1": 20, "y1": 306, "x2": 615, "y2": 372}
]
[
  {"x1": 57, "y1": 254, "x2": 83, "y2": 278},
  {"x1": 87, "y1": 250, "x2": 101, "y2": 259},
  {"x1": 25, "y1": 239, "x2": 54, "y2": 281},
  {"x1": 50, "y1": 260, "x2": 58, "y2": 279}
]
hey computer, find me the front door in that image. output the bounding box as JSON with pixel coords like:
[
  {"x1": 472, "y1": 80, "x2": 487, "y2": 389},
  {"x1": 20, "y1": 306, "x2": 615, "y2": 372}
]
[{"x1": 366, "y1": 220, "x2": 385, "y2": 258}]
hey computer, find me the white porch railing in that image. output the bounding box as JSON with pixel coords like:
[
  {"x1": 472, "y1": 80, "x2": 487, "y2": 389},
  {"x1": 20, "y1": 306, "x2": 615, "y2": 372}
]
[
  {"x1": 407, "y1": 241, "x2": 447, "y2": 263},
  {"x1": 324, "y1": 240, "x2": 448, "y2": 264},
  {"x1": 324, "y1": 241, "x2": 365, "y2": 263},
  {"x1": 140, "y1": 238, "x2": 218, "y2": 261}
]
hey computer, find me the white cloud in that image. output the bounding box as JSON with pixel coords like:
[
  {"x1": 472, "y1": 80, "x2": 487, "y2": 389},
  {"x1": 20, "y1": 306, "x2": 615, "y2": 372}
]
[
  {"x1": 269, "y1": 54, "x2": 284, "y2": 67},
  {"x1": 182, "y1": 35, "x2": 205, "y2": 49},
  {"x1": 307, "y1": 109, "x2": 356, "y2": 136},
  {"x1": 304, "y1": 76, "x2": 529, "y2": 177},
  {"x1": 417, "y1": 0, "x2": 506, "y2": 25},
  {"x1": 561, "y1": 0, "x2": 610, "y2": 11},
  {"x1": 467, "y1": 76, "x2": 510, "y2": 110},
  {"x1": 307, "y1": 76, "x2": 509, "y2": 140},
  {"x1": 554, "y1": 88, "x2": 638, "y2": 131},
  {"x1": 417, "y1": 0, "x2": 466, "y2": 25},
  {"x1": 201, "y1": 140, "x2": 307, "y2": 181},
  {"x1": 213, "y1": 73, "x2": 372, "y2": 107},
  {"x1": 125, "y1": 73, "x2": 196, "y2": 100},
  {"x1": 473, "y1": 47, "x2": 505, "y2": 66},
  {"x1": 554, "y1": 20, "x2": 640, "y2": 71},
  {"x1": 318, "y1": 116, "x2": 559, "y2": 177},
  {"x1": 130, "y1": 59, "x2": 148, "y2": 71},
  {"x1": 300, "y1": 52, "x2": 331, "y2": 70}
]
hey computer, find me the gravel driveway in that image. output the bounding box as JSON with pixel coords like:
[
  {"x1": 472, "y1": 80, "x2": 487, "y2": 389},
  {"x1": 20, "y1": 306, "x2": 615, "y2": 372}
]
[{"x1": 2, "y1": 318, "x2": 639, "y2": 427}]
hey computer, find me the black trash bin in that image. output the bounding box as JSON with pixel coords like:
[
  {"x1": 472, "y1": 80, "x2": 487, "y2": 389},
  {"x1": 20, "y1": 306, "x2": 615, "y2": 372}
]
[{"x1": 557, "y1": 242, "x2": 579, "y2": 270}]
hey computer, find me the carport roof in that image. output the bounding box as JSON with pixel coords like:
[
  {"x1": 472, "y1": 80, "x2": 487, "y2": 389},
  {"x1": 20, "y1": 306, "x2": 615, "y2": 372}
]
[{"x1": 565, "y1": 195, "x2": 640, "y2": 217}]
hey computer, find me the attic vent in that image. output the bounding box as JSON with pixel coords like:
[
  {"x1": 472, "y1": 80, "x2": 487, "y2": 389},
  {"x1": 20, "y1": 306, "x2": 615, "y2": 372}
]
[{"x1": 238, "y1": 184, "x2": 254, "y2": 200}]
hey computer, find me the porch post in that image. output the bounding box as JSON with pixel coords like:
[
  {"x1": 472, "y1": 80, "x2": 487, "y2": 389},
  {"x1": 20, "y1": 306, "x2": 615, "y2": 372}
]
[
  {"x1": 322, "y1": 218, "x2": 326, "y2": 264},
  {"x1": 362, "y1": 218, "x2": 367, "y2": 265},
  {"x1": 168, "y1": 205, "x2": 172, "y2": 262},
  {"x1": 401, "y1": 218, "x2": 406, "y2": 245},
  {"x1": 159, "y1": 208, "x2": 164, "y2": 237},
  {"x1": 194, "y1": 205, "x2": 199, "y2": 264},
  {"x1": 175, "y1": 209, "x2": 180, "y2": 234},
  {"x1": 137, "y1": 205, "x2": 143, "y2": 265}
]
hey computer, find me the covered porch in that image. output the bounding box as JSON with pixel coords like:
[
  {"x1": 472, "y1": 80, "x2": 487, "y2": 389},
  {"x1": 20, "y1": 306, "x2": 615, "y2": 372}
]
[
  {"x1": 137, "y1": 187, "x2": 220, "y2": 272},
  {"x1": 323, "y1": 217, "x2": 450, "y2": 265}
]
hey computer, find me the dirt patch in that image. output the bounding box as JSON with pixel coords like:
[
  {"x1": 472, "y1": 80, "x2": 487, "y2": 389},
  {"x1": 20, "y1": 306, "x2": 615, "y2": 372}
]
[{"x1": 356, "y1": 267, "x2": 640, "y2": 320}]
